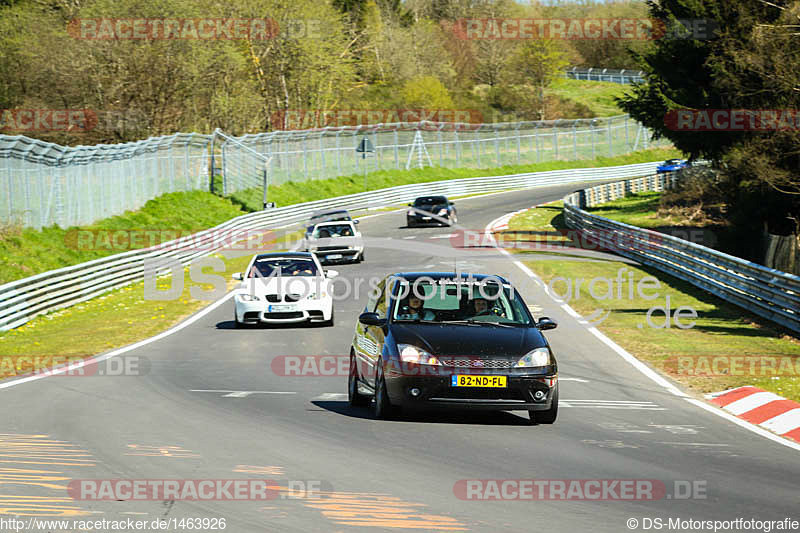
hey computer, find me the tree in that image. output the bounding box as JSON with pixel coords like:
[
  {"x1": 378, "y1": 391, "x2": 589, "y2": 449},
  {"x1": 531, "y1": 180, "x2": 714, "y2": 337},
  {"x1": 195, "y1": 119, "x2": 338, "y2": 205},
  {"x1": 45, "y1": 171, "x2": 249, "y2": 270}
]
[{"x1": 506, "y1": 40, "x2": 569, "y2": 120}]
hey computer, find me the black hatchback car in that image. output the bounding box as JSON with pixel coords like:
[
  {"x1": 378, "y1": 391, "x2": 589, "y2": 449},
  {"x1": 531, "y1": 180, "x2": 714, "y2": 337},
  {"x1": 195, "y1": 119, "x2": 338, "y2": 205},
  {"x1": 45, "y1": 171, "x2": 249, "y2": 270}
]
[
  {"x1": 406, "y1": 196, "x2": 457, "y2": 227},
  {"x1": 348, "y1": 272, "x2": 559, "y2": 423}
]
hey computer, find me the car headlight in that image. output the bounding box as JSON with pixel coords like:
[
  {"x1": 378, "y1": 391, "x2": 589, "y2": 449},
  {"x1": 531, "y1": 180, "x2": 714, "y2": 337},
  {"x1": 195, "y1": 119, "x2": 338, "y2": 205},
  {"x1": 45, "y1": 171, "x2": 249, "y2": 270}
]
[
  {"x1": 407, "y1": 209, "x2": 415, "y2": 216},
  {"x1": 437, "y1": 208, "x2": 448, "y2": 216},
  {"x1": 309, "y1": 246, "x2": 318, "y2": 252},
  {"x1": 515, "y1": 347, "x2": 550, "y2": 368},
  {"x1": 238, "y1": 293, "x2": 260, "y2": 301},
  {"x1": 397, "y1": 344, "x2": 440, "y2": 365}
]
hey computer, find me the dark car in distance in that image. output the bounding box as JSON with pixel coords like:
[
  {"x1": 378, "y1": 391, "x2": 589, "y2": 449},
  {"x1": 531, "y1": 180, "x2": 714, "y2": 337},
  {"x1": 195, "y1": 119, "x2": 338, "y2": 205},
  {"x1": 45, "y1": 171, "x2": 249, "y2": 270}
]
[
  {"x1": 305, "y1": 209, "x2": 358, "y2": 238},
  {"x1": 406, "y1": 196, "x2": 457, "y2": 227},
  {"x1": 348, "y1": 272, "x2": 559, "y2": 424}
]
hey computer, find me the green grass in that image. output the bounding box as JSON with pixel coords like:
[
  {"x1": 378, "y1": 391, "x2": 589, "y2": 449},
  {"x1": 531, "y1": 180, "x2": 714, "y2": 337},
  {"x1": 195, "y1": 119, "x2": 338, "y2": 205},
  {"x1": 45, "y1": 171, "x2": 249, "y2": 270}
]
[
  {"x1": 0, "y1": 191, "x2": 247, "y2": 285},
  {"x1": 505, "y1": 202, "x2": 800, "y2": 401},
  {"x1": 546, "y1": 78, "x2": 629, "y2": 117}
]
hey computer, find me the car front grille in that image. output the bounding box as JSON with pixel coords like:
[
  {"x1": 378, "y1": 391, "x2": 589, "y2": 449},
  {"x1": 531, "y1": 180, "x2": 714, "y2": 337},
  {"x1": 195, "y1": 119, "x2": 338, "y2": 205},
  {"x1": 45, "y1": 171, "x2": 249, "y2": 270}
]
[
  {"x1": 318, "y1": 246, "x2": 351, "y2": 251},
  {"x1": 264, "y1": 312, "x2": 304, "y2": 319},
  {"x1": 439, "y1": 358, "x2": 515, "y2": 369},
  {"x1": 265, "y1": 294, "x2": 302, "y2": 303}
]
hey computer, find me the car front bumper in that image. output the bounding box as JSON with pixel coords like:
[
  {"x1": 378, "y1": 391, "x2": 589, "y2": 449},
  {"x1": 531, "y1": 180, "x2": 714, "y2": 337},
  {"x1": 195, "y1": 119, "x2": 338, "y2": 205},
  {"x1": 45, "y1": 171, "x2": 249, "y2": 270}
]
[
  {"x1": 383, "y1": 370, "x2": 557, "y2": 411},
  {"x1": 235, "y1": 298, "x2": 332, "y2": 324}
]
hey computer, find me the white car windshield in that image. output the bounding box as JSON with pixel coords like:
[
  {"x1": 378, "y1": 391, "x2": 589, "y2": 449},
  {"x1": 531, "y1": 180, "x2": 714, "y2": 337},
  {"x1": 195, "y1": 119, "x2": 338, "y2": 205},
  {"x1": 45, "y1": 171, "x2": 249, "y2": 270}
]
[{"x1": 248, "y1": 258, "x2": 319, "y2": 278}]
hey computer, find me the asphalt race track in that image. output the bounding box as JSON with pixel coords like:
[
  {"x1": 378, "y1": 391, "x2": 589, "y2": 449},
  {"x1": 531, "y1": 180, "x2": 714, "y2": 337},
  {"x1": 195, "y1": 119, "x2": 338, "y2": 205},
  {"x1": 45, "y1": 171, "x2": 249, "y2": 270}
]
[{"x1": 2, "y1": 183, "x2": 798, "y2": 532}]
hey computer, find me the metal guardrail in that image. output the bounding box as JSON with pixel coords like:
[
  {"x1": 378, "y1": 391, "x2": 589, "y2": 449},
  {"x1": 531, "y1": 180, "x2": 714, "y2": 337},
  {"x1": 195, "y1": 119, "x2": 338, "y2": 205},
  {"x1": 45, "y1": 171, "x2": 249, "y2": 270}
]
[
  {"x1": 564, "y1": 67, "x2": 645, "y2": 84},
  {"x1": 0, "y1": 161, "x2": 662, "y2": 331},
  {"x1": 563, "y1": 176, "x2": 800, "y2": 335}
]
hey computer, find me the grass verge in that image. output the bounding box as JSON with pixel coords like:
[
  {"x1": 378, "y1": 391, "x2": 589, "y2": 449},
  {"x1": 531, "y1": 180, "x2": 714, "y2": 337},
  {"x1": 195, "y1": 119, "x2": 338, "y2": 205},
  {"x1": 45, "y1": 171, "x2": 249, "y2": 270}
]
[
  {"x1": 505, "y1": 202, "x2": 800, "y2": 401},
  {"x1": 546, "y1": 78, "x2": 628, "y2": 117}
]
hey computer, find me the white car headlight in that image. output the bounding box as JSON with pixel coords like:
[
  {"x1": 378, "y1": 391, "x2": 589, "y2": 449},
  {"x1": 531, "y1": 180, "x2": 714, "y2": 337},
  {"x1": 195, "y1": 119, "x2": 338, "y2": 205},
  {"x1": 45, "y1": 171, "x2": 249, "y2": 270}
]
[
  {"x1": 238, "y1": 293, "x2": 260, "y2": 301},
  {"x1": 397, "y1": 344, "x2": 440, "y2": 365},
  {"x1": 407, "y1": 209, "x2": 415, "y2": 215},
  {"x1": 515, "y1": 347, "x2": 550, "y2": 368},
  {"x1": 437, "y1": 208, "x2": 447, "y2": 216}
]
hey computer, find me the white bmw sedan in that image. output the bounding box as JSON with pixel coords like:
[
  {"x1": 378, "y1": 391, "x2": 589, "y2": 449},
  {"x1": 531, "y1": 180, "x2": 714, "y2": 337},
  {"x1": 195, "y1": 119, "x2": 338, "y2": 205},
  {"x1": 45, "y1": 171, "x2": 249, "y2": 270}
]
[{"x1": 232, "y1": 252, "x2": 337, "y2": 327}]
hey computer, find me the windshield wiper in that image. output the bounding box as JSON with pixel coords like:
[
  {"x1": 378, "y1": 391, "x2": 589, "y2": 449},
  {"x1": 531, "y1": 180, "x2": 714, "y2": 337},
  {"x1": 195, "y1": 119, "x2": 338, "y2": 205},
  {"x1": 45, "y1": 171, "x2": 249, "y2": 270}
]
[{"x1": 439, "y1": 320, "x2": 523, "y2": 328}]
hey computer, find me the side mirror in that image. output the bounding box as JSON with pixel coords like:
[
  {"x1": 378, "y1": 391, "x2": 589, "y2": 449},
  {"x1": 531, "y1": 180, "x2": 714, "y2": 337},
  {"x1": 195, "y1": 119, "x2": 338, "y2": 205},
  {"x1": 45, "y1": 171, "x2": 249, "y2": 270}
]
[
  {"x1": 353, "y1": 219, "x2": 360, "y2": 224},
  {"x1": 536, "y1": 317, "x2": 558, "y2": 331},
  {"x1": 359, "y1": 312, "x2": 386, "y2": 327},
  {"x1": 325, "y1": 269, "x2": 339, "y2": 279},
  {"x1": 232, "y1": 272, "x2": 243, "y2": 281},
  {"x1": 449, "y1": 202, "x2": 455, "y2": 206},
  {"x1": 408, "y1": 203, "x2": 413, "y2": 207}
]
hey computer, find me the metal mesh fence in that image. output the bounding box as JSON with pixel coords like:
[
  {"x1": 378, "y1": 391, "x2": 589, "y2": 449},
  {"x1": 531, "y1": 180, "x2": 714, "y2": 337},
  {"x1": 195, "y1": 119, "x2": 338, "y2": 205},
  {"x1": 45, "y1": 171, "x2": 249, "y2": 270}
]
[
  {"x1": 228, "y1": 115, "x2": 667, "y2": 192},
  {"x1": 564, "y1": 67, "x2": 645, "y2": 84},
  {"x1": 1, "y1": 114, "x2": 667, "y2": 228},
  {"x1": 0, "y1": 133, "x2": 210, "y2": 229}
]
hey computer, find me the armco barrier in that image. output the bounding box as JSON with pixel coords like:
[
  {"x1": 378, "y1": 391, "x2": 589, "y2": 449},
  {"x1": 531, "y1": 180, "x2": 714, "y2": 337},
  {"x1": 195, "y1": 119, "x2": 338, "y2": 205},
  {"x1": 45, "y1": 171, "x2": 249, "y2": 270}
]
[
  {"x1": 563, "y1": 176, "x2": 800, "y2": 335},
  {"x1": 0, "y1": 161, "x2": 661, "y2": 331}
]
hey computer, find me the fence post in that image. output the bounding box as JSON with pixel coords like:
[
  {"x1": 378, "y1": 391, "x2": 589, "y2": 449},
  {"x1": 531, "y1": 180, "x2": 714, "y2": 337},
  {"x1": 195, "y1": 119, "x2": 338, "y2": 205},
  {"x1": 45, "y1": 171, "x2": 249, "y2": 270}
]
[
  {"x1": 572, "y1": 121, "x2": 578, "y2": 159},
  {"x1": 607, "y1": 119, "x2": 613, "y2": 157}
]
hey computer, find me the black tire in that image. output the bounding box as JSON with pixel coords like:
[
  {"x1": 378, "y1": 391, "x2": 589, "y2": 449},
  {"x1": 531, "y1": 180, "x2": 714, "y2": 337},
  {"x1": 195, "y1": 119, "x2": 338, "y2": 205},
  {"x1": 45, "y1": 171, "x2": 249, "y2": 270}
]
[
  {"x1": 372, "y1": 364, "x2": 396, "y2": 419},
  {"x1": 530, "y1": 384, "x2": 558, "y2": 424},
  {"x1": 234, "y1": 309, "x2": 243, "y2": 329},
  {"x1": 358, "y1": 251, "x2": 365, "y2": 263},
  {"x1": 348, "y1": 353, "x2": 369, "y2": 407}
]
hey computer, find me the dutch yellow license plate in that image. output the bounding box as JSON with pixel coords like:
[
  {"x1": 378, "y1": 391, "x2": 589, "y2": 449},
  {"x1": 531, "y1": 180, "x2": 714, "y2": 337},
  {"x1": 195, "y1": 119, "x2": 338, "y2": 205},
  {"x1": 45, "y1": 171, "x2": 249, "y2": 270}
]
[{"x1": 451, "y1": 375, "x2": 507, "y2": 388}]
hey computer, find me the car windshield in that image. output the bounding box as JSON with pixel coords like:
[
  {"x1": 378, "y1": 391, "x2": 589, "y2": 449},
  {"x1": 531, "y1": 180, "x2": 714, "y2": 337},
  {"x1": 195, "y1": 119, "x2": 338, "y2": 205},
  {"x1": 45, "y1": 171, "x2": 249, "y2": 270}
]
[
  {"x1": 313, "y1": 224, "x2": 354, "y2": 237},
  {"x1": 391, "y1": 280, "x2": 533, "y2": 326},
  {"x1": 248, "y1": 258, "x2": 318, "y2": 278},
  {"x1": 664, "y1": 159, "x2": 682, "y2": 165},
  {"x1": 413, "y1": 196, "x2": 447, "y2": 207}
]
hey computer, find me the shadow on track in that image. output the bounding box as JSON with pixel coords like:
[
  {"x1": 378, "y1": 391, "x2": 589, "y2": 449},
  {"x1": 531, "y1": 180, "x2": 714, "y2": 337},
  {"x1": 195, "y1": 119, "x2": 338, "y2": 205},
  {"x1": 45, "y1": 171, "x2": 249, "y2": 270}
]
[{"x1": 310, "y1": 400, "x2": 531, "y2": 426}]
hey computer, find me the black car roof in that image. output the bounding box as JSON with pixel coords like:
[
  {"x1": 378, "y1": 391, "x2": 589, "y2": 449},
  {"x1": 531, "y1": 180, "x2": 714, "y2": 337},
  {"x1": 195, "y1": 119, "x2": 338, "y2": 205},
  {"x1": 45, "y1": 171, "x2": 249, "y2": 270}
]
[{"x1": 388, "y1": 272, "x2": 510, "y2": 284}]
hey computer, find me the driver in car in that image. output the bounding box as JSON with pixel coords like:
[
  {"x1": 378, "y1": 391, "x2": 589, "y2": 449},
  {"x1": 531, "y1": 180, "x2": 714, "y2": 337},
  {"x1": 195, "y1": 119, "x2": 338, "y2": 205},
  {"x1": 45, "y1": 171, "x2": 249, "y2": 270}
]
[{"x1": 396, "y1": 295, "x2": 434, "y2": 321}]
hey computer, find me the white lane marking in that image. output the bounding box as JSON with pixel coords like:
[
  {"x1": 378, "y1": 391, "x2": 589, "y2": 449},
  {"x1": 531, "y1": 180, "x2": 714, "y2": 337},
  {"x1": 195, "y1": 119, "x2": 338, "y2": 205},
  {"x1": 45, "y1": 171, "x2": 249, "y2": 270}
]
[
  {"x1": 559, "y1": 377, "x2": 589, "y2": 382},
  {"x1": 314, "y1": 393, "x2": 347, "y2": 401},
  {"x1": 484, "y1": 209, "x2": 800, "y2": 453},
  {"x1": 724, "y1": 392, "x2": 784, "y2": 415},
  {"x1": 0, "y1": 292, "x2": 236, "y2": 390},
  {"x1": 429, "y1": 234, "x2": 457, "y2": 239},
  {"x1": 760, "y1": 409, "x2": 800, "y2": 435},
  {"x1": 191, "y1": 390, "x2": 297, "y2": 398},
  {"x1": 561, "y1": 399, "x2": 665, "y2": 410},
  {"x1": 402, "y1": 236, "x2": 417, "y2": 240}
]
